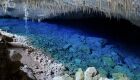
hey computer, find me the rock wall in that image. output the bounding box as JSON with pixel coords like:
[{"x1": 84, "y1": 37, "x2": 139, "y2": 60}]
[
  {"x1": 0, "y1": 0, "x2": 140, "y2": 26},
  {"x1": 0, "y1": 31, "x2": 33, "y2": 80}
]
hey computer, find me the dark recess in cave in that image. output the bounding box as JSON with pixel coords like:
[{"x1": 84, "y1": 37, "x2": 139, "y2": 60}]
[{"x1": 43, "y1": 11, "x2": 140, "y2": 56}]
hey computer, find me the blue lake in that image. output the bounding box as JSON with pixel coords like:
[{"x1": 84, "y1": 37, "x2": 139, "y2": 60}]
[{"x1": 0, "y1": 18, "x2": 140, "y2": 79}]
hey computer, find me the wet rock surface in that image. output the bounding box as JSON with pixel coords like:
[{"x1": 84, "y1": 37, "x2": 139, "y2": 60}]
[{"x1": 0, "y1": 31, "x2": 33, "y2": 80}]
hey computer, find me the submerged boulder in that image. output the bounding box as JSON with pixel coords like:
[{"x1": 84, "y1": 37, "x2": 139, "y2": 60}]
[
  {"x1": 53, "y1": 74, "x2": 73, "y2": 80},
  {"x1": 112, "y1": 73, "x2": 130, "y2": 80},
  {"x1": 84, "y1": 67, "x2": 98, "y2": 80},
  {"x1": 112, "y1": 65, "x2": 134, "y2": 79},
  {"x1": 75, "y1": 68, "x2": 84, "y2": 80}
]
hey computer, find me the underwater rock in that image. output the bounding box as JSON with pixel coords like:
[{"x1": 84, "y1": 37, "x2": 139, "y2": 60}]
[
  {"x1": 75, "y1": 68, "x2": 84, "y2": 80},
  {"x1": 84, "y1": 67, "x2": 98, "y2": 80},
  {"x1": 112, "y1": 65, "x2": 134, "y2": 79},
  {"x1": 74, "y1": 67, "x2": 111, "y2": 80},
  {"x1": 102, "y1": 56, "x2": 115, "y2": 67},
  {"x1": 89, "y1": 58, "x2": 101, "y2": 68},
  {"x1": 74, "y1": 59, "x2": 82, "y2": 65},
  {"x1": 124, "y1": 57, "x2": 139, "y2": 69},
  {"x1": 133, "y1": 67, "x2": 140, "y2": 80},
  {"x1": 110, "y1": 52, "x2": 122, "y2": 65},
  {"x1": 79, "y1": 44, "x2": 91, "y2": 54},
  {"x1": 63, "y1": 44, "x2": 72, "y2": 50},
  {"x1": 98, "y1": 68, "x2": 108, "y2": 77},
  {"x1": 112, "y1": 73, "x2": 130, "y2": 80},
  {"x1": 53, "y1": 74, "x2": 73, "y2": 80},
  {"x1": 69, "y1": 47, "x2": 77, "y2": 53},
  {"x1": 69, "y1": 34, "x2": 83, "y2": 48},
  {"x1": 99, "y1": 77, "x2": 111, "y2": 80},
  {"x1": 134, "y1": 73, "x2": 140, "y2": 80}
]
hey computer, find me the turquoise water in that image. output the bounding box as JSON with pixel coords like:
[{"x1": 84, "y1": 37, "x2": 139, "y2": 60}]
[{"x1": 0, "y1": 19, "x2": 140, "y2": 79}]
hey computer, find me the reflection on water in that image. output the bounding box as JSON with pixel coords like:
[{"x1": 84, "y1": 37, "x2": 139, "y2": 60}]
[{"x1": 0, "y1": 18, "x2": 140, "y2": 79}]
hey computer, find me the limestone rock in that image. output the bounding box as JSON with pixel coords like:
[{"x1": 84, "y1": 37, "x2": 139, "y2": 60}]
[
  {"x1": 84, "y1": 67, "x2": 98, "y2": 80},
  {"x1": 53, "y1": 74, "x2": 73, "y2": 80},
  {"x1": 112, "y1": 73, "x2": 130, "y2": 80},
  {"x1": 0, "y1": 0, "x2": 140, "y2": 26},
  {"x1": 75, "y1": 68, "x2": 84, "y2": 80},
  {"x1": 9, "y1": 50, "x2": 22, "y2": 61},
  {"x1": 20, "y1": 65, "x2": 36, "y2": 80},
  {"x1": 53, "y1": 76, "x2": 64, "y2": 80},
  {"x1": 92, "y1": 74, "x2": 100, "y2": 80},
  {"x1": 99, "y1": 77, "x2": 112, "y2": 80},
  {"x1": 0, "y1": 33, "x2": 13, "y2": 42}
]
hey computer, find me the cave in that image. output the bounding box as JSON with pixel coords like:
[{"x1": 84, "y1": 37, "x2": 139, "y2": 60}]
[{"x1": 0, "y1": 0, "x2": 140, "y2": 80}]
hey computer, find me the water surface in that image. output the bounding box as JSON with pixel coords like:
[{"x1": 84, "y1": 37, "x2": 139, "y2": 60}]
[{"x1": 0, "y1": 18, "x2": 140, "y2": 79}]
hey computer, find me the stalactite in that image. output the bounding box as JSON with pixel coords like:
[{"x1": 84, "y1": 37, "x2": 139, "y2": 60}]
[
  {"x1": 126, "y1": 0, "x2": 133, "y2": 19},
  {"x1": 0, "y1": 0, "x2": 139, "y2": 21}
]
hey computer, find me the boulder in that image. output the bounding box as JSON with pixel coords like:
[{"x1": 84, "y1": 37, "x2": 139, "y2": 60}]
[
  {"x1": 0, "y1": 33, "x2": 13, "y2": 42},
  {"x1": 53, "y1": 74, "x2": 73, "y2": 80},
  {"x1": 8, "y1": 42, "x2": 28, "y2": 48},
  {"x1": 84, "y1": 67, "x2": 98, "y2": 80},
  {"x1": 99, "y1": 77, "x2": 112, "y2": 80},
  {"x1": 20, "y1": 65, "x2": 36, "y2": 80},
  {"x1": 75, "y1": 68, "x2": 84, "y2": 80}
]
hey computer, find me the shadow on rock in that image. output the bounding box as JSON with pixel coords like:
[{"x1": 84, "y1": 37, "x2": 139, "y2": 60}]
[{"x1": 0, "y1": 41, "x2": 33, "y2": 80}]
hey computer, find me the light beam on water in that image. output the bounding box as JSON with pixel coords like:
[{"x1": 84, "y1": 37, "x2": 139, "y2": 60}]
[{"x1": 24, "y1": 0, "x2": 29, "y2": 34}]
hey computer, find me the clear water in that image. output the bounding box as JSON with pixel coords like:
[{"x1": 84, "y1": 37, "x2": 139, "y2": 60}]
[{"x1": 0, "y1": 19, "x2": 140, "y2": 79}]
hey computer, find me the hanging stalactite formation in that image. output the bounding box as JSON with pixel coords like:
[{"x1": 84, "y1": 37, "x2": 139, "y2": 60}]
[{"x1": 0, "y1": 0, "x2": 140, "y2": 26}]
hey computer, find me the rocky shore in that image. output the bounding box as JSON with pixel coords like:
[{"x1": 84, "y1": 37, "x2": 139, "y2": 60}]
[
  {"x1": 0, "y1": 30, "x2": 65, "y2": 80},
  {"x1": 0, "y1": 30, "x2": 135, "y2": 80}
]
